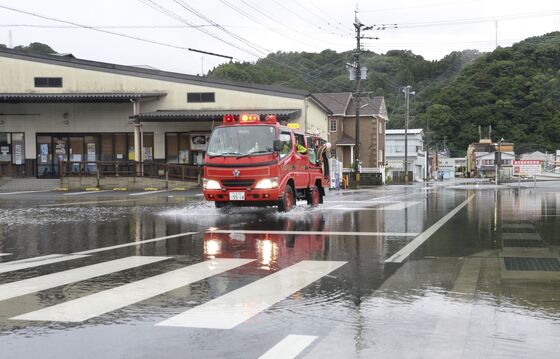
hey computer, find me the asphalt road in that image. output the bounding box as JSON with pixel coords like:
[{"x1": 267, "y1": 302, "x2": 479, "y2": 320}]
[{"x1": 0, "y1": 182, "x2": 559, "y2": 358}]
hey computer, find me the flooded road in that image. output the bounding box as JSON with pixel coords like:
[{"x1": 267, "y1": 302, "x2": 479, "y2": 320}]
[{"x1": 0, "y1": 183, "x2": 559, "y2": 358}]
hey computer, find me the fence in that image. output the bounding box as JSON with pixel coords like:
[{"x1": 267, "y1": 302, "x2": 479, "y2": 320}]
[{"x1": 59, "y1": 161, "x2": 201, "y2": 182}]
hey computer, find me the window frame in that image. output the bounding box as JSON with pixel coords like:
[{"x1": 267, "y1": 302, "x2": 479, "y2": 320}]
[
  {"x1": 34, "y1": 77, "x2": 63, "y2": 88},
  {"x1": 186, "y1": 92, "x2": 215, "y2": 103},
  {"x1": 329, "y1": 118, "x2": 337, "y2": 132}
]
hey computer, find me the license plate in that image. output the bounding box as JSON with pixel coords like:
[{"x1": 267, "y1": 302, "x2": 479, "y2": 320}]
[{"x1": 229, "y1": 192, "x2": 245, "y2": 201}]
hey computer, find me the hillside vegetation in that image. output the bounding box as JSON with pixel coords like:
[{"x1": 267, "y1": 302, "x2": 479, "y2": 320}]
[{"x1": 210, "y1": 32, "x2": 560, "y2": 155}]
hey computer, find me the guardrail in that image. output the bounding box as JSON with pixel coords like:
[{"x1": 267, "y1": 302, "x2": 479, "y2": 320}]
[{"x1": 59, "y1": 161, "x2": 201, "y2": 182}]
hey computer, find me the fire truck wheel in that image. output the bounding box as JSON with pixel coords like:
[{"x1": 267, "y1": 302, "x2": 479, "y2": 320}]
[
  {"x1": 278, "y1": 184, "x2": 295, "y2": 212},
  {"x1": 308, "y1": 185, "x2": 320, "y2": 208},
  {"x1": 215, "y1": 202, "x2": 227, "y2": 209}
]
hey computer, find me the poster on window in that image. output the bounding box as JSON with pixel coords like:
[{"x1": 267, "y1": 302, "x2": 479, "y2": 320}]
[
  {"x1": 14, "y1": 144, "x2": 23, "y2": 165},
  {"x1": 179, "y1": 150, "x2": 189, "y2": 164},
  {"x1": 39, "y1": 144, "x2": 49, "y2": 164},
  {"x1": 87, "y1": 143, "x2": 96, "y2": 161},
  {"x1": 0, "y1": 146, "x2": 9, "y2": 162},
  {"x1": 190, "y1": 134, "x2": 209, "y2": 151}
]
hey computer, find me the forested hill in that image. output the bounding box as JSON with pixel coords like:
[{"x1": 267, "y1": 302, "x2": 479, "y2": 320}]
[
  {"x1": 209, "y1": 32, "x2": 560, "y2": 156},
  {"x1": 208, "y1": 48, "x2": 483, "y2": 133}
]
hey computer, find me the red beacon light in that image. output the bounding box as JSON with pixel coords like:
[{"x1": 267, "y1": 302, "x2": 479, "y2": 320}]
[
  {"x1": 239, "y1": 113, "x2": 260, "y2": 123},
  {"x1": 223, "y1": 114, "x2": 235, "y2": 124},
  {"x1": 264, "y1": 115, "x2": 277, "y2": 123}
]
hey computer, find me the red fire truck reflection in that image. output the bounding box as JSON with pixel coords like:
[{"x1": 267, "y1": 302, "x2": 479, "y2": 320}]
[{"x1": 203, "y1": 219, "x2": 328, "y2": 271}]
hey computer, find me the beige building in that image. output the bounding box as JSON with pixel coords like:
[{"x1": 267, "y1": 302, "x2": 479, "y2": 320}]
[
  {"x1": 0, "y1": 48, "x2": 330, "y2": 178},
  {"x1": 312, "y1": 92, "x2": 387, "y2": 171}
]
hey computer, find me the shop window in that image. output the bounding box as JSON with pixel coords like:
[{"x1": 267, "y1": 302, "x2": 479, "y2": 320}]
[
  {"x1": 0, "y1": 133, "x2": 10, "y2": 162},
  {"x1": 143, "y1": 133, "x2": 154, "y2": 161},
  {"x1": 177, "y1": 133, "x2": 189, "y2": 164},
  {"x1": 114, "y1": 134, "x2": 127, "y2": 160},
  {"x1": 166, "y1": 133, "x2": 178, "y2": 164},
  {"x1": 34, "y1": 77, "x2": 62, "y2": 88},
  {"x1": 187, "y1": 92, "x2": 215, "y2": 103}
]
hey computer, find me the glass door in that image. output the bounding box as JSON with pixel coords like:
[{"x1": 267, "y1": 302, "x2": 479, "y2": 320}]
[
  {"x1": 37, "y1": 135, "x2": 53, "y2": 177},
  {"x1": 52, "y1": 136, "x2": 68, "y2": 176}
]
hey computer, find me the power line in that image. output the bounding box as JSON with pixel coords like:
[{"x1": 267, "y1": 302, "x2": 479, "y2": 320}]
[{"x1": 286, "y1": 0, "x2": 354, "y2": 37}]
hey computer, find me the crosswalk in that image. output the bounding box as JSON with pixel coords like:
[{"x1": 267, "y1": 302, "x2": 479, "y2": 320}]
[{"x1": 0, "y1": 251, "x2": 347, "y2": 332}]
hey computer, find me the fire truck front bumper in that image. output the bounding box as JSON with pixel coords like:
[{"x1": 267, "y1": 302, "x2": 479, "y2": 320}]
[{"x1": 204, "y1": 188, "x2": 281, "y2": 203}]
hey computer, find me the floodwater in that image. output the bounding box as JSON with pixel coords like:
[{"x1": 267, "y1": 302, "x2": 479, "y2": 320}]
[{"x1": 0, "y1": 183, "x2": 559, "y2": 358}]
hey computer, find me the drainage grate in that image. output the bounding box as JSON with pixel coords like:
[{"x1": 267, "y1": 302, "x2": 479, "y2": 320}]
[
  {"x1": 503, "y1": 240, "x2": 545, "y2": 248},
  {"x1": 504, "y1": 257, "x2": 560, "y2": 271}
]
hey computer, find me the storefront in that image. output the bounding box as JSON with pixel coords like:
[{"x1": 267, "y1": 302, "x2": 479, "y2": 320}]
[
  {"x1": 35, "y1": 132, "x2": 154, "y2": 177},
  {"x1": 165, "y1": 132, "x2": 210, "y2": 165},
  {"x1": 0, "y1": 132, "x2": 25, "y2": 176}
]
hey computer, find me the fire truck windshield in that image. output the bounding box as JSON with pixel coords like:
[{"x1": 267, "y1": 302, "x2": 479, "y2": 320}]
[{"x1": 207, "y1": 125, "x2": 276, "y2": 157}]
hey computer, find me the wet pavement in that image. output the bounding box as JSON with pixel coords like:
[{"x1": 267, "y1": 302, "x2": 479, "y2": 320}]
[{"x1": 0, "y1": 182, "x2": 559, "y2": 358}]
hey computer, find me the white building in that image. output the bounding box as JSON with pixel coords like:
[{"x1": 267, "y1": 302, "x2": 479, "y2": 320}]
[
  {"x1": 385, "y1": 129, "x2": 425, "y2": 182},
  {"x1": 0, "y1": 48, "x2": 330, "y2": 178}
]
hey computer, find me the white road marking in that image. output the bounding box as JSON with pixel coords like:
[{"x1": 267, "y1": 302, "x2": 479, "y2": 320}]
[
  {"x1": 324, "y1": 200, "x2": 397, "y2": 204},
  {"x1": 63, "y1": 190, "x2": 111, "y2": 196},
  {"x1": 0, "y1": 253, "x2": 11, "y2": 257},
  {"x1": 206, "y1": 230, "x2": 418, "y2": 237},
  {"x1": 0, "y1": 256, "x2": 169, "y2": 302},
  {"x1": 381, "y1": 201, "x2": 420, "y2": 210},
  {"x1": 0, "y1": 254, "x2": 89, "y2": 274},
  {"x1": 39, "y1": 199, "x2": 135, "y2": 207},
  {"x1": 13, "y1": 258, "x2": 254, "y2": 322},
  {"x1": 73, "y1": 232, "x2": 198, "y2": 255},
  {"x1": 156, "y1": 260, "x2": 347, "y2": 329},
  {"x1": 385, "y1": 194, "x2": 475, "y2": 263},
  {"x1": 259, "y1": 335, "x2": 318, "y2": 359},
  {"x1": 129, "y1": 190, "x2": 170, "y2": 196},
  {"x1": 0, "y1": 190, "x2": 52, "y2": 195}
]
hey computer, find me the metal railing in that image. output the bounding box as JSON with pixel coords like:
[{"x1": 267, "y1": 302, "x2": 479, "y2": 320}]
[{"x1": 59, "y1": 161, "x2": 201, "y2": 182}]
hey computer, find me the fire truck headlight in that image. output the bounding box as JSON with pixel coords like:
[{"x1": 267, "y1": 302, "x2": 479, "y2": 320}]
[
  {"x1": 255, "y1": 177, "x2": 279, "y2": 189},
  {"x1": 203, "y1": 179, "x2": 221, "y2": 190}
]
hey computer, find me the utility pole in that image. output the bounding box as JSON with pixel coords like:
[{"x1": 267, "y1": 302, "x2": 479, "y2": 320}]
[
  {"x1": 403, "y1": 85, "x2": 415, "y2": 182},
  {"x1": 425, "y1": 117, "x2": 430, "y2": 180}
]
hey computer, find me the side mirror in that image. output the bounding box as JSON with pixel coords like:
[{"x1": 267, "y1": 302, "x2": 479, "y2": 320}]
[{"x1": 273, "y1": 139, "x2": 283, "y2": 152}]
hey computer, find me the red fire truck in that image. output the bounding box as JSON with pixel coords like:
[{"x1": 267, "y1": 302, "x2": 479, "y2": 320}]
[{"x1": 202, "y1": 113, "x2": 330, "y2": 211}]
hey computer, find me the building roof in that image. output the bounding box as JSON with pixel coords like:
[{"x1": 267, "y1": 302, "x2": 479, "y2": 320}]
[
  {"x1": 386, "y1": 129, "x2": 424, "y2": 135},
  {"x1": 334, "y1": 134, "x2": 356, "y2": 146},
  {"x1": 311, "y1": 93, "x2": 352, "y2": 115},
  {"x1": 312, "y1": 92, "x2": 385, "y2": 118},
  {"x1": 0, "y1": 92, "x2": 166, "y2": 103},
  {"x1": 346, "y1": 96, "x2": 384, "y2": 116},
  {"x1": 131, "y1": 109, "x2": 301, "y2": 122},
  {"x1": 0, "y1": 48, "x2": 310, "y2": 99}
]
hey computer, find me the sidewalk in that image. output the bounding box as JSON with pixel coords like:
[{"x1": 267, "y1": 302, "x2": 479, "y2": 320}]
[{"x1": 0, "y1": 178, "x2": 60, "y2": 191}]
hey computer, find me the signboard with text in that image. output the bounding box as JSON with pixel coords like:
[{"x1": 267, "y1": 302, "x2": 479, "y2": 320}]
[{"x1": 513, "y1": 160, "x2": 541, "y2": 177}]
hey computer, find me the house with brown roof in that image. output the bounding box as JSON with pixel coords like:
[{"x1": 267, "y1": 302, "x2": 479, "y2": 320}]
[{"x1": 313, "y1": 92, "x2": 388, "y2": 171}]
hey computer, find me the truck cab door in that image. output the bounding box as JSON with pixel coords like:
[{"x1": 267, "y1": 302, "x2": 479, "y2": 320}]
[{"x1": 293, "y1": 133, "x2": 310, "y2": 188}]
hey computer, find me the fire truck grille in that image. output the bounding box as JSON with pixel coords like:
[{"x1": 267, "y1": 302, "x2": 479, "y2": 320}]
[{"x1": 221, "y1": 179, "x2": 255, "y2": 188}]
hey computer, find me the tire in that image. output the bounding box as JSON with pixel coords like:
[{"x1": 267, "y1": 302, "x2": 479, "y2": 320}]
[
  {"x1": 307, "y1": 185, "x2": 320, "y2": 208},
  {"x1": 278, "y1": 184, "x2": 295, "y2": 212},
  {"x1": 214, "y1": 202, "x2": 228, "y2": 210}
]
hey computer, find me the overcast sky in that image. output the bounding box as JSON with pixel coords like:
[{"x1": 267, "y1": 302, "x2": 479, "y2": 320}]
[{"x1": 0, "y1": 0, "x2": 558, "y2": 77}]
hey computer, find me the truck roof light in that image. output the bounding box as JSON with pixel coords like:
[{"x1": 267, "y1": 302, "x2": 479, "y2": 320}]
[
  {"x1": 223, "y1": 114, "x2": 235, "y2": 123},
  {"x1": 287, "y1": 123, "x2": 300, "y2": 129},
  {"x1": 264, "y1": 115, "x2": 277, "y2": 123},
  {"x1": 240, "y1": 114, "x2": 259, "y2": 123}
]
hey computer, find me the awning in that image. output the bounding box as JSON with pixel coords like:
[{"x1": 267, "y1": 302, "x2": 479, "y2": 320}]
[
  {"x1": 335, "y1": 134, "x2": 356, "y2": 146},
  {"x1": 0, "y1": 92, "x2": 167, "y2": 103},
  {"x1": 130, "y1": 109, "x2": 301, "y2": 122}
]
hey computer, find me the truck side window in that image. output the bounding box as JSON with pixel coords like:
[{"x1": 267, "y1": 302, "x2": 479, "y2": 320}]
[
  {"x1": 279, "y1": 132, "x2": 292, "y2": 159},
  {"x1": 307, "y1": 136, "x2": 317, "y2": 164},
  {"x1": 294, "y1": 133, "x2": 307, "y2": 155}
]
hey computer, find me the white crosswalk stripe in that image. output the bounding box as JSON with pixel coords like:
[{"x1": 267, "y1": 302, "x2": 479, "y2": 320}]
[
  {"x1": 156, "y1": 260, "x2": 346, "y2": 329},
  {"x1": 259, "y1": 335, "x2": 318, "y2": 359},
  {"x1": 13, "y1": 258, "x2": 254, "y2": 322},
  {"x1": 0, "y1": 254, "x2": 89, "y2": 274},
  {"x1": 0, "y1": 256, "x2": 169, "y2": 302}
]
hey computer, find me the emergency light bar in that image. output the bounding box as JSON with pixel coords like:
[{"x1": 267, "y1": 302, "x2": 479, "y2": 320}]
[
  {"x1": 222, "y1": 114, "x2": 278, "y2": 124},
  {"x1": 287, "y1": 123, "x2": 300, "y2": 129},
  {"x1": 240, "y1": 114, "x2": 259, "y2": 123}
]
